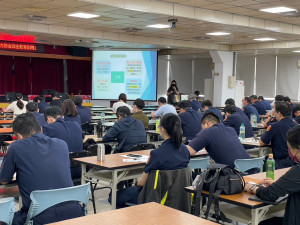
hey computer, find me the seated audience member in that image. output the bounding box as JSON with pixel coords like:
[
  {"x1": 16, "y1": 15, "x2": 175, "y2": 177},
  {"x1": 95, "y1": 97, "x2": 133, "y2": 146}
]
[
  {"x1": 293, "y1": 105, "x2": 300, "y2": 124},
  {"x1": 100, "y1": 106, "x2": 146, "y2": 153},
  {"x1": 26, "y1": 102, "x2": 47, "y2": 127},
  {"x1": 194, "y1": 90, "x2": 200, "y2": 98},
  {"x1": 250, "y1": 95, "x2": 267, "y2": 115},
  {"x1": 62, "y1": 99, "x2": 81, "y2": 125},
  {"x1": 223, "y1": 105, "x2": 254, "y2": 138},
  {"x1": 37, "y1": 95, "x2": 49, "y2": 113},
  {"x1": 111, "y1": 113, "x2": 190, "y2": 208},
  {"x1": 201, "y1": 100, "x2": 223, "y2": 122},
  {"x1": 74, "y1": 96, "x2": 91, "y2": 123},
  {"x1": 151, "y1": 97, "x2": 177, "y2": 118},
  {"x1": 178, "y1": 100, "x2": 202, "y2": 143},
  {"x1": 283, "y1": 96, "x2": 296, "y2": 117},
  {"x1": 242, "y1": 97, "x2": 261, "y2": 122},
  {"x1": 2, "y1": 93, "x2": 28, "y2": 118},
  {"x1": 187, "y1": 113, "x2": 251, "y2": 168},
  {"x1": 132, "y1": 98, "x2": 149, "y2": 128},
  {"x1": 43, "y1": 106, "x2": 84, "y2": 178},
  {"x1": 244, "y1": 125, "x2": 300, "y2": 225},
  {"x1": 0, "y1": 113, "x2": 83, "y2": 225},
  {"x1": 50, "y1": 92, "x2": 62, "y2": 108},
  {"x1": 112, "y1": 93, "x2": 133, "y2": 113},
  {"x1": 224, "y1": 98, "x2": 244, "y2": 114},
  {"x1": 258, "y1": 96, "x2": 272, "y2": 110},
  {"x1": 260, "y1": 102, "x2": 298, "y2": 169},
  {"x1": 188, "y1": 94, "x2": 202, "y2": 112}
]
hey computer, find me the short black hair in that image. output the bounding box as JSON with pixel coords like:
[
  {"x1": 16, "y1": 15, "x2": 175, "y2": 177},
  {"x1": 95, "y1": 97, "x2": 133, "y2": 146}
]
[
  {"x1": 133, "y1": 98, "x2": 145, "y2": 110},
  {"x1": 258, "y1": 96, "x2": 264, "y2": 100},
  {"x1": 158, "y1": 97, "x2": 166, "y2": 104},
  {"x1": 287, "y1": 126, "x2": 300, "y2": 150},
  {"x1": 294, "y1": 105, "x2": 300, "y2": 112},
  {"x1": 275, "y1": 102, "x2": 291, "y2": 117},
  {"x1": 225, "y1": 98, "x2": 235, "y2": 106},
  {"x1": 178, "y1": 100, "x2": 191, "y2": 110},
  {"x1": 283, "y1": 96, "x2": 291, "y2": 103},
  {"x1": 118, "y1": 93, "x2": 127, "y2": 103},
  {"x1": 26, "y1": 102, "x2": 38, "y2": 112},
  {"x1": 33, "y1": 97, "x2": 41, "y2": 103},
  {"x1": 116, "y1": 106, "x2": 130, "y2": 118},
  {"x1": 275, "y1": 95, "x2": 284, "y2": 102},
  {"x1": 244, "y1": 97, "x2": 252, "y2": 104},
  {"x1": 51, "y1": 92, "x2": 61, "y2": 98},
  {"x1": 201, "y1": 112, "x2": 220, "y2": 125},
  {"x1": 38, "y1": 94, "x2": 45, "y2": 101},
  {"x1": 224, "y1": 105, "x2": 237, "y2": 115},
  {"x1": 250, "y1": 95, "x2": 257, "y2": 100},
  {"x1": 44, "y1": 106, "x2": 62, "y2": 121},
  {"x1": 13, "y1": 113, "x2": 41, "y2": 138},
  {"x1": 194, "y1": 91, "x2": 200, "y2": 96},
  {"x1": 73, "y1": 96, "x2": 83, "y2": 106},
  {"x1": 202, "y1": 100, "x2": 212, "y2": 108}
]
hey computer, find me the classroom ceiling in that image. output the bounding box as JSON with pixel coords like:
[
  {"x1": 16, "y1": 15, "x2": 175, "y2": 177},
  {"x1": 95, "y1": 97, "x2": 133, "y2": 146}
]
[{"x1": 1, "y1": 0, "x2": 300, "y2": 55}]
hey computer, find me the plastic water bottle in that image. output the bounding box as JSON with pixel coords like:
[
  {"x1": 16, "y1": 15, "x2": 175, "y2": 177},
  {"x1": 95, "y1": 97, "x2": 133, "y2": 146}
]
[
  {"x1": 101, "y1": 111, "x2": 105, "y2": 123},
  {"x1": 251, "y1": 114, "x2": 257, "y2": 127},
  {"x1": 239, "y1": 123, "x2": 245, "y2": 140},
  {"x1": 156, "y1": 119, "x2": 160, "y2": 134},
  {"x1": 266, "y1": 154, "x2": 275, "y2": 180}
]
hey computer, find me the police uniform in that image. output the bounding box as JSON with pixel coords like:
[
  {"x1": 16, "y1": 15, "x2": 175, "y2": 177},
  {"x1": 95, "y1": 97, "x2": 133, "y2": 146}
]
[
  {"x1": 64, "y1": 115, "x2": 81, "y2": 125},
  {"x1": 223, "y1": 112, "x2": 254, "y2": 138},
  {"x1": 0, "y1": 134, "x2": 82, "y2": 225},
  {"x1": 243, "y1": 104, "x2": 261, "y2": 123},
  {"x1": 252, "y1": 101, "x2": 267, "y2": 115},
  {"x1": 262, "y1": 100, "x2": 272, "y2": 110},
  {"x1": 203, "y1": 107, "x2": 223, "y2": 122},
  {"x1": 178, "y1": 108, "x2": 202, "y2": 142},
  {"x1": 38, "y1": 101, "x2": 49, "y2": 113},
  {"x1": 189, "y1": 123, "x2": 250, "y2": 168},
  {"x1": 33, "y1": 112, "x2": 47, "y2": 127},
  {"x1": 295, "y1": 116, "x2": 300, "y2": 124},
  {"x1": 191, "y1": 100, "x2": 202, "y2": 112},
  {"x1": 236, "y1": 107, "x2": 244, "y2": 115},
  {"x1": 114, "y1": 138, "x2": 190, "y2": 208},
  {"x1": 76, "y1": 105, "x2": 91, "y2": 123},
  {"x1": 261, "y1": 117, "x2": 298, "y2": 169}
]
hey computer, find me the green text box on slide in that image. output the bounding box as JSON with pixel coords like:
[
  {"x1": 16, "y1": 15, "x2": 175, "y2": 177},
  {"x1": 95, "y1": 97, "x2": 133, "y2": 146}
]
[{"x1": 111, "y1": 71, "x2": 125, "y2": 83}]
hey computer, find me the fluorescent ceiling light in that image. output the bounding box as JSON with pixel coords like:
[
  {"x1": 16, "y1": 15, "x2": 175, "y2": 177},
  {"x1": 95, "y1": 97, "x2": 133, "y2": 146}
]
[
  {"x1": 206, "y1": 32, "x2": 231, "y2": 36},
  {"x1": 293, "y1": 50, "x2": 300, "y2": 53},
  {"x1": 146, "y1": 24, "x2": 169, "y2": 29},
  {"x1": 260, "y1": 7, "x2": 296, "y2": 14},
  {"x1": 67, "y1": 12, "x2": 99, "y2": 19},
  {"x1": 253, "y1": 38, "x2": 276, "y2": 41}
]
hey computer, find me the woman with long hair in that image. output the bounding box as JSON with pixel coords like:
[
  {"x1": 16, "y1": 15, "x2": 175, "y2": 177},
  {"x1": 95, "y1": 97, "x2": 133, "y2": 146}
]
[
  {"x1": 3, "y1": 93, "x2": 28, "y2": 119},
  {"x1": 61, "y1": 99, "x2": 81, "y2": 125}
]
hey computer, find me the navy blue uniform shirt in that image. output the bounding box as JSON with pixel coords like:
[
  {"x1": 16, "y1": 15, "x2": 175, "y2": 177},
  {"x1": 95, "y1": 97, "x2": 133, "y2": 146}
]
[
  {"x1": 33, "y1": 112, "x2": 47, "y2": 127},
  {"x1": 76, "y1": 105, "x2": 91, "y2": 123},
  {"x1": 252, "y1": 101, "x2": 267, "y2": 115},
  {"x1": 223, "y1": 112, "x2": 254, "y2": 138},
  {"x1": 295, "y1": 116, "x2": 300, "y2": 124},
  {"x1": 203, "y1": 107, "x2": 223, "y2": 122},
  {"x1": 38, "y1": 101, "x2": 49, "y2": 113},
  {"x1": 235, "y1": 107, "x2": 244, "y2": 115},
  {"x1": 102, "y1": 116, "x2": 147, "y2": 152},
  {"x1": 261, "y1": 117, "x2": 298, "y2": 160},
  {"x1": 178, "y1": 108, "x2": 202, "y2": 142},
  {"x1": 43, "y1": 117, "x2": 84, "y2": 153},
  {"x1": 262, "y1": 100, "x2": 272, "y2": 110},
  {"x1": 243, "y1": 104, "x2": 261, "y2": 123},
  {"x1": 189, "y1": 123, "x2": 250, "y2": 168},
  {"x1": 64, "y1": 115, "x2": 81, "y2": 125},
  {"x1": 191, "y1": 100, "x2": 202, "y2": 112},
  {"x1": 144, "y1": 138, "x2": 190, "y2": 173},
  {"x1": 0, "y1": 133, "x2": 73, "y2": 211}
]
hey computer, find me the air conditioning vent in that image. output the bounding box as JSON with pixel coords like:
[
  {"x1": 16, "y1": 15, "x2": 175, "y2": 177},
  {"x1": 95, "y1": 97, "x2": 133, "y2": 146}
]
[
  {"x1": 280, "y1": 11, "x2": 300, "y2": 17},
  {"x1": 22, "y1": 14, "x2": 47, "y2": 21}
]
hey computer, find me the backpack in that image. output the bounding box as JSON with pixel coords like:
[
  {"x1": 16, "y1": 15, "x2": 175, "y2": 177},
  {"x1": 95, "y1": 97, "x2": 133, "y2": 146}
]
[{"x1": 193, "y1": 163, "x2": 245, "y2": 223}]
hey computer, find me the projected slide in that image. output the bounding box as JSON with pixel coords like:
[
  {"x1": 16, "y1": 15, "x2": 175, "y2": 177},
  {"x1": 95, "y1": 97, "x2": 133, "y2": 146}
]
[{"x1": 92, "y1": 51, "x2": 157, "y2": 101}]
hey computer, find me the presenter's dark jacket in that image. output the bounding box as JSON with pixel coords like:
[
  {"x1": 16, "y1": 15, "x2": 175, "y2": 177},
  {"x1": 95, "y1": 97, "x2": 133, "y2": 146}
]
[
  {"x1": 178, "y1": 108, "x2": 202, "y2": 142},
  {"x1": 102, "y1": 116, "x2": 147, "y2": 152},
  {"x1": 64, "y1": 114, "x2": 81, "y2": 125},
  {"x1": 223, "y1": 112, "x2": 254, "y2": 138},
  {"x1": 256, "y1": 163, "x2": 300, "y2": 225},
  {"x1": 33, "y1": 112, "x2": 47, "y2": 127},
  {"x1": 243, "y1": 104, "x2": 261, "y2": 123},
  {"x1": 203, "y1": 107, "x2": 223, "y2": 122},
  {"x1": 50, "y1": 99, "x2": 62, "y2": 108},
  {"x1": 38, "y1": 101, "x2": 49, "y2": 113},
  {"x1": 252, "y1": 101, "x2": 267, "y2": 115},
  {"x1": 260, "y1": 117, "x2": 297, "y2": 169},
  {"x1": 132, "y1": 111, "x2": 149, "y2": 128},
  {"x1": 189, "y1": 123, "x2": 250, "y2": 168},
  {"x1": 190, "y1": 100, "x2": 202, "y2": 112},
  {"x1": 76, "y1": 105, "x2": 91, "y2": 123}
]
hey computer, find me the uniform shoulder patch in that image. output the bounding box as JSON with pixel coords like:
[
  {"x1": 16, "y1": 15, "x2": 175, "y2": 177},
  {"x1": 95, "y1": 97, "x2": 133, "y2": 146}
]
[{"x1": 267, "y1": 125, "x2": 271, "y2": 131}]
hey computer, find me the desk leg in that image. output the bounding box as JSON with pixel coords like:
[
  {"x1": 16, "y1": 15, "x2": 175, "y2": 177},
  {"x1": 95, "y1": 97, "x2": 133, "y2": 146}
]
[
  {"x1": 111, "y1": 170, "x2": 117, "y2": 210},
  {"x1": 81, "y1": 164, "x2": 87, "y2": 185},
  {"x1": 147, "y1": 134, "x2": 150, "y2": 143},
  {"x1": 94, "y1": 124, "x2": 97, "y2": 135},
  {"x1": 251, "y1": 207, "x2": 269, "y2": 225},
  {"x1": 19, "y1": 196, "x2": 22, "y2": 210}
]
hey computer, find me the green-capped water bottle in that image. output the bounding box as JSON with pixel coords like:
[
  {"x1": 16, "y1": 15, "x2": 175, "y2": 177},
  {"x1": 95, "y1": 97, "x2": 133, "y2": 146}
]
[{"x1": 266, "y1": 154, "x2": 275, "y2": 180}]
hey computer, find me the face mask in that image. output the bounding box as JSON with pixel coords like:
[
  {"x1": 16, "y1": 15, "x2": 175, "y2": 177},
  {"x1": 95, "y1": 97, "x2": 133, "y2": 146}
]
[{"x1": 288, "y1": 148, "x2": 300, "y2": 163}]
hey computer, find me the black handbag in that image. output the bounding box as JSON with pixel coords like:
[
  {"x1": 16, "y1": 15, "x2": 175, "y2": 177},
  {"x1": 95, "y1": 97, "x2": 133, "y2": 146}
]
[{"x1": 193, "y1": 163, "x2": 245, "y2": 223}]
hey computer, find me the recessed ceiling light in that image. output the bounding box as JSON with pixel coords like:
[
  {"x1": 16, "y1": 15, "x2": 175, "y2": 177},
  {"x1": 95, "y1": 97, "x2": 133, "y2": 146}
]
[
  {"x1": 146, "y1": 24, "x2": 169, "y2": 29},
  {"x1": 293, "y1": 50, "x2": 300, "y2": 53},
  {"x1": 253, "y1": 38, "x2": 276, "y2": 41},
  {"x1": 260, "y1": 7, "x2": 296, "y2": 14},
  {"x1": 67, "y1": 12, "x2": 99, "y2": 19},
  {"x1": 206, "y1": 32, "x2": 231, "y2": 36}
]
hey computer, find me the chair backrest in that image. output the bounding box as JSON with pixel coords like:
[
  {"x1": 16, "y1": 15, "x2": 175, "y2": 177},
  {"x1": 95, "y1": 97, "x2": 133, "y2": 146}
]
[
  {"x1": 234, "y1": 156, "x2": 265, "y2": 173},
  {"x1": 81, "y1": 123, "x2": 94, "y2": 135},
  {"x1": 26, "y1": 183, "x2": 91, "y2": 224},
  {"x1": 188, "y1": 157, "x2": 210, "y2": 170},
  {"x1": 0, "y1": 197, "x2": 14, "y2": 225},
  {"x1": 69, "y1": 151, "x2": 91, "y2": 168},
  {"x1": 127, "y1": 143, "x2": 155, "y2": 152}
]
